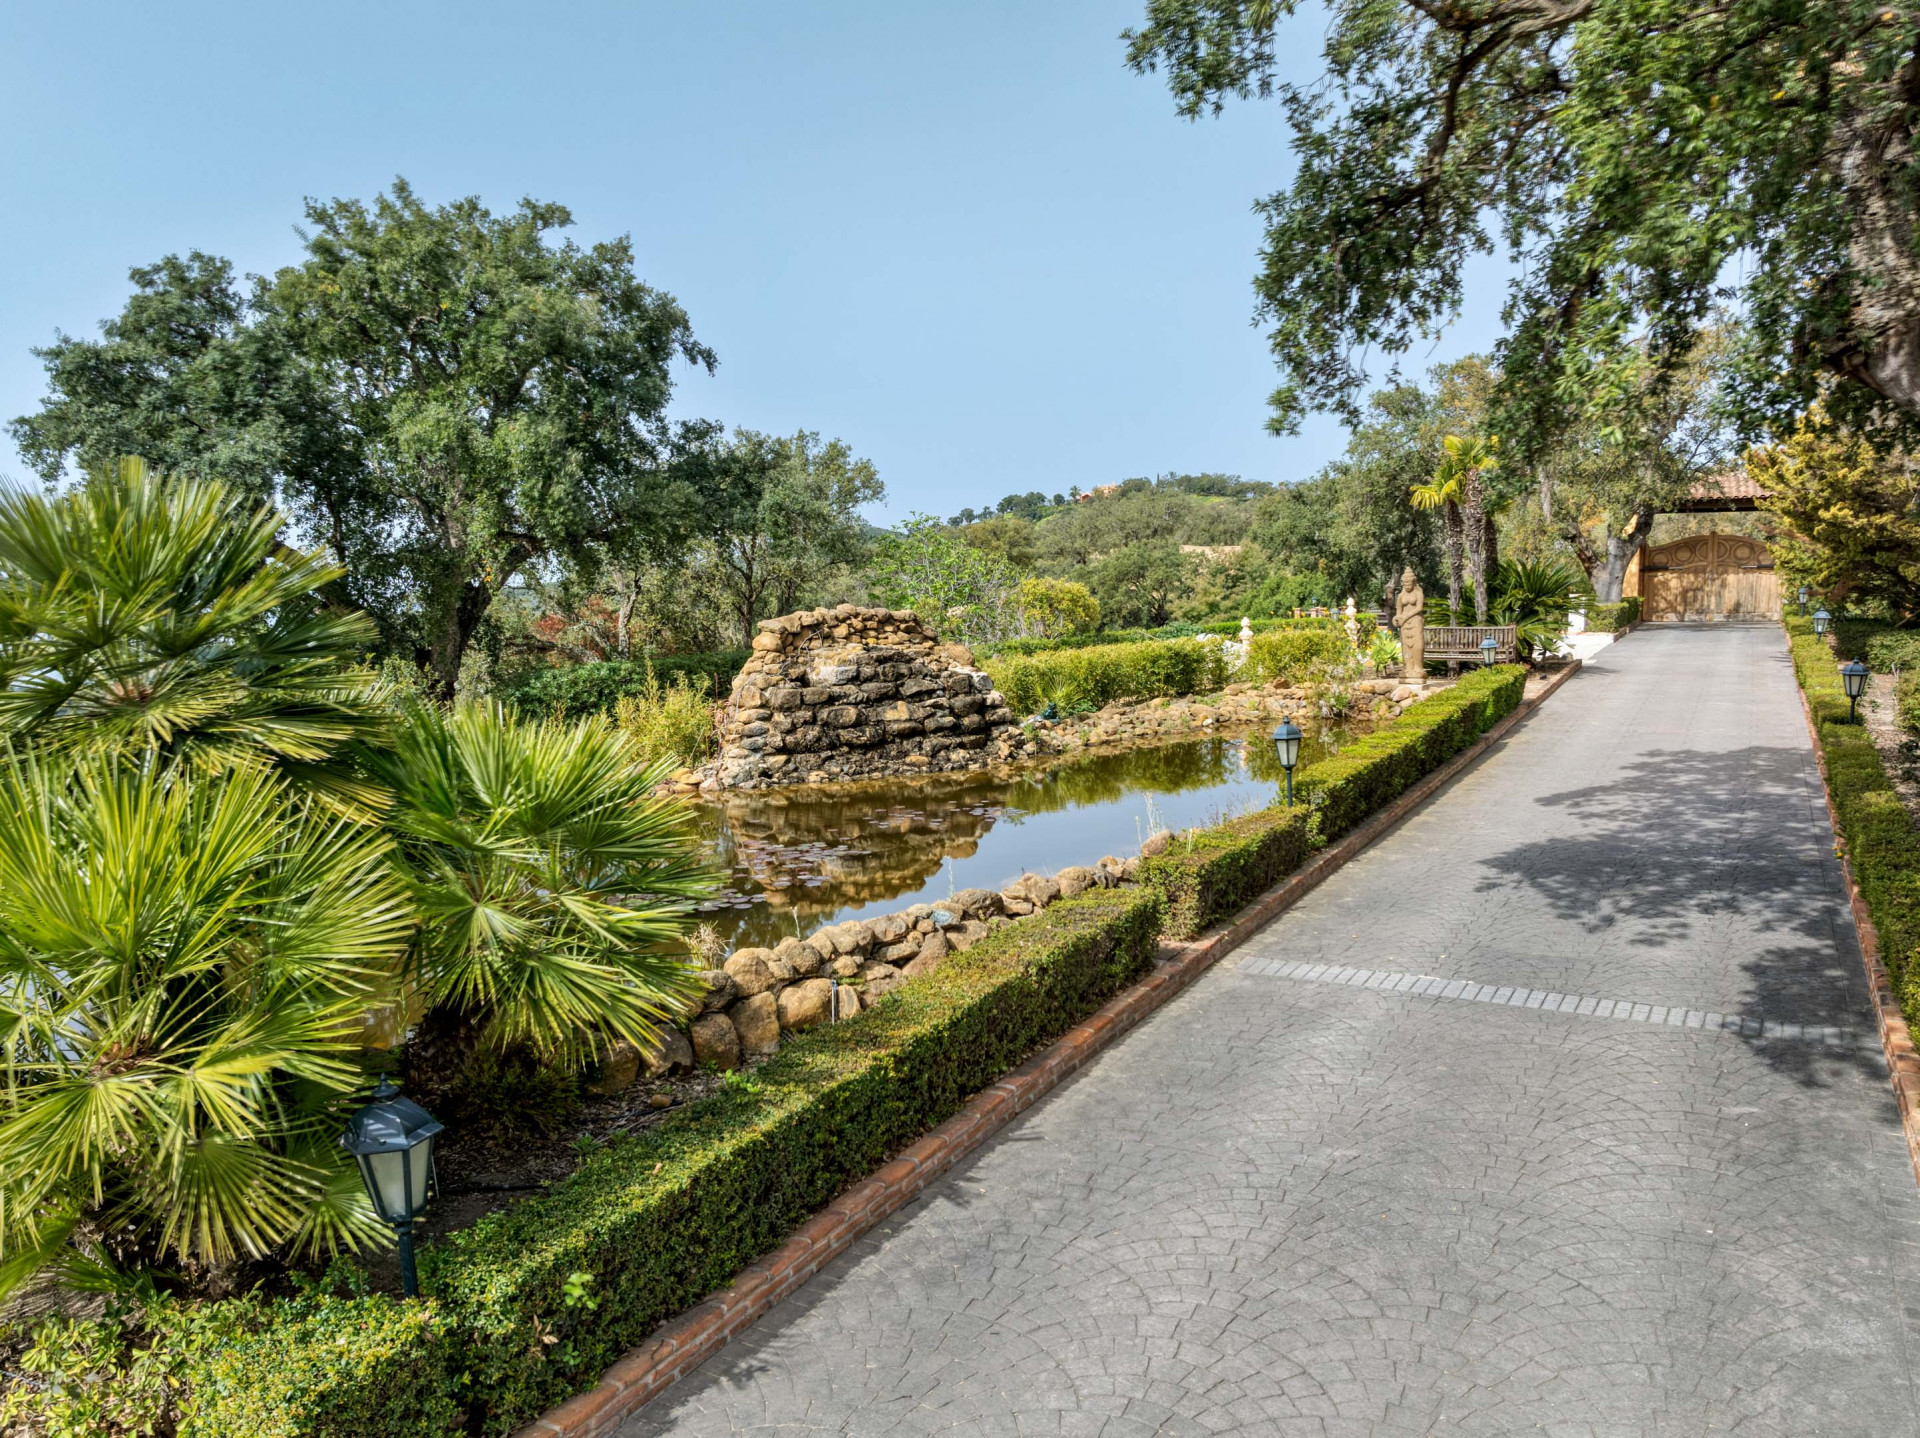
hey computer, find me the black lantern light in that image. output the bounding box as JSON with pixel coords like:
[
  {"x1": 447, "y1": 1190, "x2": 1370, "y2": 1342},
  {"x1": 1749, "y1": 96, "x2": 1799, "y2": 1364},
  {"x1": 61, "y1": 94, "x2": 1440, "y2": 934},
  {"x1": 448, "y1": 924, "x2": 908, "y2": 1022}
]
[
  {"x1": 1272, "y1": 716, "x2": 1303, "y2": 807},
  {"x1": 341, "y1": 1076, "x2": 443, "y2": 1297},
  {"x1": 1479, "y1": 634, "x2": 1499, "y2": 667},
  {"x1": 1843, "y1": 659, "x2": 1870, "y2": 723},
  {"x1": 1798, "y1": 586, "x2": 1810, "y2": 616},
  {"x1": 1813, "y1": 607, "x2": 1831, "y2": 637}
]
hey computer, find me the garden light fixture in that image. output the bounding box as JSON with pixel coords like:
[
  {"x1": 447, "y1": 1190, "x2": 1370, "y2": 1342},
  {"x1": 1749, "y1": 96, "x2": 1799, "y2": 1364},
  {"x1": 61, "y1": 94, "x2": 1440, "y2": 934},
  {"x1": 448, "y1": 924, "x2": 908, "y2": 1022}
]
[
  {"x1": 342, "y1": 1076, "x2": 443, "y2": 1298},
  {"x1": 1813, "y1": 608, "x2": 1831, "y2": 636},
  {"x1": 1272, "y1": 716, "x2": 1303, "y2": 806},
  {"x1": 1843, "y1": 659, "x2": 1870, "y2": 723},
  {"x1": 1799, "y1": 586, "x2": 1809, "y2": 616},
  {"x1": 1479, "y1": 634, "x2": 1499, "y2": 666}
]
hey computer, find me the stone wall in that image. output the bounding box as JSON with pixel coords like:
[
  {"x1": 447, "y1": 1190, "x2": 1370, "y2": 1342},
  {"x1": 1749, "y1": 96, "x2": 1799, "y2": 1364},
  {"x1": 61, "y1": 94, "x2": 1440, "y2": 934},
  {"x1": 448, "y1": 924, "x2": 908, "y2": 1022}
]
[{"x1": 708, "y1": 604, "x2": 1034, "y2": 790}]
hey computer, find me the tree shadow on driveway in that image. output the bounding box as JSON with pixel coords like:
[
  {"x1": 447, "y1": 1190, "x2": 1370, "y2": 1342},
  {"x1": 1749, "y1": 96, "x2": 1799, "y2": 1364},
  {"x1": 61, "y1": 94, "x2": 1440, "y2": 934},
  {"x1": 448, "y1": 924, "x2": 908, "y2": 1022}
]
[{"x1": 1472, "y1": 743, "x2": 1881, "y2": 1088}]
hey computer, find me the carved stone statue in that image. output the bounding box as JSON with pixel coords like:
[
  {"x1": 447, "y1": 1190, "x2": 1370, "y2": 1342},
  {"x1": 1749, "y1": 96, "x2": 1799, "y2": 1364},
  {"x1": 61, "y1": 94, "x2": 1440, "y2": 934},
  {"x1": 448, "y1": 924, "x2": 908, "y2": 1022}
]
[
  {"x1": 1394, "y1": 568, "x2": 1426, "y2": 684},
  {"x1": 1343, "y1": 596, "x2": 1360, "y2": 651}
]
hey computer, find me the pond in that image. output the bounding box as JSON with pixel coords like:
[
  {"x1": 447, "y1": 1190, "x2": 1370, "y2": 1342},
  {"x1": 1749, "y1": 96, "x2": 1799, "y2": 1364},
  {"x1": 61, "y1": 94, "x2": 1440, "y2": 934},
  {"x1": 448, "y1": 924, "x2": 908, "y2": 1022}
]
[{"x1": 684, "y1": 720, "x2": 1358, "y2": 951}]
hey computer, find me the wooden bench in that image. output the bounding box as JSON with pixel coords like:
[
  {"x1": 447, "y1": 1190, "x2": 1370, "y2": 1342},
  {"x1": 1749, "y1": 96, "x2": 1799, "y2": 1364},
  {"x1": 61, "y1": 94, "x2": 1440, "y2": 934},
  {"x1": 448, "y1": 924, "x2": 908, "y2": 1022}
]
[{"x1": 1424, "y1": 624, "x2": 1519, "y2": 665}]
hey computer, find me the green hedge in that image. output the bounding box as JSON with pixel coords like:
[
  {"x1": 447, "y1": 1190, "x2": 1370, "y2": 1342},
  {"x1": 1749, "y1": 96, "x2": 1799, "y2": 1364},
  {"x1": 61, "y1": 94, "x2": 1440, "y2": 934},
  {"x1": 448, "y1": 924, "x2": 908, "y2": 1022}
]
[
  {"x1": 1899, "y1": 669, "x2": 1920, "y2": 734},
  {"x1": 1238, "y1": 627, "x2": 1354, "y2": 686},
  {"x1": 6, "y1": 890, "x2": 1163, "y2": 1438},
  {"x1": 1140, "y1": 806, "x2": 1315, "y2": 939},
  {"x1": 508, "y1": 653, "x2": 750, "y2": 718},
  {"x1": 1585, "y1": 597, "x2": 1641, "y2": 632},
  {"x1": 986, "y1": 638, "x2": 1229, "y2": 714},
  {"x1": 1830, "y1": 619, "x2": 1920, "y2": 675},
  {"x1": 1784, "y1": 616, "x2": 1920, "y2": 1020},
  {"x1": 1141, "y1": 666, "x2": 1528, "y2": 939}
]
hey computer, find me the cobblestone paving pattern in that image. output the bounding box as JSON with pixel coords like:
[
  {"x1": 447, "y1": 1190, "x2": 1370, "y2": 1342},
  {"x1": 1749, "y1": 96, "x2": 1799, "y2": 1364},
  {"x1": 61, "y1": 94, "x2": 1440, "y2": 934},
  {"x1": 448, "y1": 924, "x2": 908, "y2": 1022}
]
[{"x1": 622, "y1": 625, "x2": 1920, "y2": 1437}]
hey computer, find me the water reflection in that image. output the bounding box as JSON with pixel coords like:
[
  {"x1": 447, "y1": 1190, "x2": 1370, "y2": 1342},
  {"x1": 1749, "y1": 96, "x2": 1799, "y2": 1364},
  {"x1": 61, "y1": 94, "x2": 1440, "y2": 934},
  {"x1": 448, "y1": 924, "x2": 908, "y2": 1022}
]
[{"x1": 686, "y1": 722, "x2": 1352, "y2": 950}]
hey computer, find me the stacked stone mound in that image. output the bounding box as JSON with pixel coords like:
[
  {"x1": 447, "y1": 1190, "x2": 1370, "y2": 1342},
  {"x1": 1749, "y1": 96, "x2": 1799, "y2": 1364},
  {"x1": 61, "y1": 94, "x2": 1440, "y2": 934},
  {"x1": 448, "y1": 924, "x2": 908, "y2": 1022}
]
[{"x1": 710, "y1": 605, "x2": 1033, "y2": 790}]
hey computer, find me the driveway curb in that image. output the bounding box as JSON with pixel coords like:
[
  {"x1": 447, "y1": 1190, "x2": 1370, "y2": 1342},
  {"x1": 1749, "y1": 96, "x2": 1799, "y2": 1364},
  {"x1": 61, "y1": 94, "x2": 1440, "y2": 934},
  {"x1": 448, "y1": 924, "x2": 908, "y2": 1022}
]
[
  {"x1": 513, "y1": 660, "x2": 1584, "y2": 1438},
  {"x1": 1790, "y1": 682, "x2": 1920, "y2": 1191}
]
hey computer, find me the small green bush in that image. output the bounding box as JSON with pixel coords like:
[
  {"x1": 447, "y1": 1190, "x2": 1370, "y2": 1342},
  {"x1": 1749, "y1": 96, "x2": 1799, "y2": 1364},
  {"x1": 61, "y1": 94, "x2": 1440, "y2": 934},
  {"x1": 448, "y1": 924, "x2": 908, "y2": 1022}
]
[
  {"x1": 1785, "y1": 615, "x2": 1920, "y2": 1019},
  {"x1": 508, "y1": 653, "x2": 750, "y2": 718},
  {"x1": 986, "y1": 639, "x2": 1229, "y2": 714},
  {"x1": 612, "y1": 667, "x2": 719, "y2": 769},
  {"x1": 982, "y1": 615, "x2": 1364, "y2": 660},
  {"x1": 1585, "y1": 597, "x2": 1641, "y2": 632},
  {"x1": 1239, "y1": 627, "x2": 1353, "y2": 686},
  {"x1": 1899, "y1": 669, "x2": 1920, "y2": 734},
  {"x1": 1140, "y1": 666, "x2": 1527, "y2": 938},
  {"x1": 1831, "y1": 619, "x2": 1920, "y2": 675}
]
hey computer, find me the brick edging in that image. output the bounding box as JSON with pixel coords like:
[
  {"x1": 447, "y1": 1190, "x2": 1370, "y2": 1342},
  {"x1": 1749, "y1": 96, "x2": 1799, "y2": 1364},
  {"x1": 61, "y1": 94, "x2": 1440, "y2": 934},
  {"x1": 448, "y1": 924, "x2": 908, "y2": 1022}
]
[
  {"x1": 514, "y1": 661, "x2": 1583, "y2": 1438},
  {"x1": 1789, "y1": 681, "x2": 1920, "y2": 1190}
]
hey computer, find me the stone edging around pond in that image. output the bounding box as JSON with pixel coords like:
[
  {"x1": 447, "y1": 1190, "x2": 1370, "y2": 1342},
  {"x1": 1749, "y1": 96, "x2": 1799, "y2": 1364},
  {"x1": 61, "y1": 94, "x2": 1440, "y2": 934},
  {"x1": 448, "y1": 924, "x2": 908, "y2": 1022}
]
[
  {"x1": 591, "y1": 858, "x2": 1148, "y2": 1091},
  {"x1": 511, "y1": 657, "x2": 1586, "y2": 1438}
]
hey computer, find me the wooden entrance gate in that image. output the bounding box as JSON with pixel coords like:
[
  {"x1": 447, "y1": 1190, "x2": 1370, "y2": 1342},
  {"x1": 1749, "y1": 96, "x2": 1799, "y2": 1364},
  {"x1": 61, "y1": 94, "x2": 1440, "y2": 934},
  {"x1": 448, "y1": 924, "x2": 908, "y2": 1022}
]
[{"x1": 1641, "y1": 533, "x2": 1779, "y2": 622}]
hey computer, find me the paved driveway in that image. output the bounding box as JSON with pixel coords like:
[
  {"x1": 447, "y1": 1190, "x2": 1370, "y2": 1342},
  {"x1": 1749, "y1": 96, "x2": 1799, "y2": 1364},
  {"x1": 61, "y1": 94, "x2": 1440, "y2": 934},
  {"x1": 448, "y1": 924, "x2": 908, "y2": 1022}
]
[{"x1": 622, "y1": 625, "x2": 1920, "y2": 1437}]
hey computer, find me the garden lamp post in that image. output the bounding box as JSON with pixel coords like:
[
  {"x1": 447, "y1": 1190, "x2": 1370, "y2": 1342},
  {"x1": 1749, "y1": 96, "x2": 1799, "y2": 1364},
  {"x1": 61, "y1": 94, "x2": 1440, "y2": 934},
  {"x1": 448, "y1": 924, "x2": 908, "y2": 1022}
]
[
  {"x1": 1813, "y1": 608, "x2": 1831, "y2": 637},
  {"x1": 1272, "y1": 716, "x2": 1303, "y2": 807},
  {"x1": 342, "y1": 1077, "x2": 443, "y2": 1298},
  {"x1": 1843, "y1": 659, "x2": 1870, "y2": 723},
  {"x1": 1798, "y1": 586, "x2": 1809, "y2": 616},
  {"x1": 1479, "y1": 634, "x2": 1499, "y2": 667}
]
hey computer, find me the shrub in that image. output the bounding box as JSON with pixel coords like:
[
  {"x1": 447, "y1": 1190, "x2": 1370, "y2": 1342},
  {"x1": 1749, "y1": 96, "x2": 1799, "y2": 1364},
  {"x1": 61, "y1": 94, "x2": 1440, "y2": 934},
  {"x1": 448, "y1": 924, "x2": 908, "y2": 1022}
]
[
  {"x1": 985, "y1": 638, "x2": 1229, "y2": 714},
  {"x1": 508, "y1": 653, "x2": 749, "y2": 719},
  {"x1": 3, "y1": 890, "x2": 1164, "y2": 1438},
  {"x1": 1831, "y1": 619, "x2": 1920, "y2": 675},
  {"x1": 612, "y1": 665, "x2": 719, "y2": 769},
  {"x1": 1784, "y1": 615, "x2": 1920, "y2": 1019},
  {"x1": 1584, "y1": 597, "x2": 1641, "y2": 632},
  {"x1": 1239, "y1": 626, "x2": 1353, "y2": 686},
  {"x1": 1297, "y1": 666, "x2": 1527, "y2": 838},
  {"x1": 1141, "y1": 666, "x2": 1527, "y2": 938},
  {"x1": 980, "y1": 615, "x2": 1361, "y2": 660},
  {"x1": 1900, "y1": 669, "x2": 1920, "y2": 734},
  {"x1": 1016, "y1": 577, "x2": 1099, "y2": 638}
]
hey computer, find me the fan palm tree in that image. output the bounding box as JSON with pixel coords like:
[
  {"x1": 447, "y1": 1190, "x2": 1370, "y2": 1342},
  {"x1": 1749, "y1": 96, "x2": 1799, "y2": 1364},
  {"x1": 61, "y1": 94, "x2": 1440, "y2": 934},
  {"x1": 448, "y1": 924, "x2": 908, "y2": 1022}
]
[
  {"x1": 362, "y1": 699, "x2": 715, "y2": 1101},
  {"x1": 0, "y1": 459, "x2": 389, "y2": 814},
  {"x1": 0, "y1": 750, "x2": 413, "y2": 1297},
  {"x1": 1440, "y1": 435, "x2": 1501, "y2": 623},
  {"x1": 1409, "y1": 468, "x2": 1466, "y2": 620}
]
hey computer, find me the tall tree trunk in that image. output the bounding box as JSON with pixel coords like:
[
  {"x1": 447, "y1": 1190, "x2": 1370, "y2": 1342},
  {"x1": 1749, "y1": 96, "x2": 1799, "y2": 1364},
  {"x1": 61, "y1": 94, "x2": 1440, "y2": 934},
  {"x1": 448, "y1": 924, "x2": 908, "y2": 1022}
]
[
  {"x1": 1441, "y1": 501, "x2": 1464, "y2": 620},
  {"x1": 422, "y1": 578, "x2": 495, "y2": 701},
  {"x1": 1596, "y1": 504, "x2": 1655, "y2": 603},
  {"x1": 1462, "y1": 469, "x2": 1490, "y2": 623},
  {"x1": 617, "y1": 590, "x2": 636, "y2": 660}
]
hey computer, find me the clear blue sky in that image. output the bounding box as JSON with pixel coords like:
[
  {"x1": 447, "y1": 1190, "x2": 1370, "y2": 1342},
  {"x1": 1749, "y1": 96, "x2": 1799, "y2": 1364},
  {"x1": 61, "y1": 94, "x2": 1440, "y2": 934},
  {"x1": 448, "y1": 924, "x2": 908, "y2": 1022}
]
[{"x1": 0, "y1": 1, "x2": 1506, "y2": 525}]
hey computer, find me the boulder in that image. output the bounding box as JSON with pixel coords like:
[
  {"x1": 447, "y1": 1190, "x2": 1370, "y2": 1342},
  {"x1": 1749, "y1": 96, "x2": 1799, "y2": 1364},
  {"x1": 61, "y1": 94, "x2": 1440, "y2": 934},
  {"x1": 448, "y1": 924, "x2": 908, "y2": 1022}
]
[
  {"x1": 639, "y1": 1025, "x2": 694, "y2": 1078},
  {"x1": 859, "y1": 961, "x2": 906, "y2": 999},
  {"x1": 690, "y1": 1012, "x2": 741, "y2": 1071},
  {"x1": 695, "y1": 969, "x2": 737, "y2": 1012},
  {"x1": 1055, "y1": 866, "x2": 1097, "y2": 898},
  {"x1": 774, "y1": 936, "x2": 820, "y2": 976},
  {"x1": 730, "y1": 992, "x2": 781, "y2": 1056},
  {"x1": 1012, "y1": 873, "x2": 1063, "y2": 907},
  {"x1": 877, "y1": 933, "x2": 924, "y2": 963},
  {"x1": 1140, "y1": 829, "x2": 1173, "y2": 857},
  {"x1": 724, "y1": 949, "x2": 781, "y2": 998},
  {"x1": 946, "y1": 919, "x2": 991, "y2": 953},
  {"x1": 776, "y1": 978, "x2": 834, "y2": 1033},
  {"x1": 831, "y1": 954, "x2": 863, "y2": 978},
  {"x1": 949, "y1": 887, "x2": 1005, "y2": 920},
  {"x1": 833, "y1": 984, "x2": 864, "y2": 1020},
  {"x1": 869, "y1": 912, "x2": 912, "y2": 945},
  {"x1": 1001, "y1": 894, "x2": 1035, "y2": 917},
  {"x1": 583, "y1": 1038, "x2": 641, "y2": 1095}
]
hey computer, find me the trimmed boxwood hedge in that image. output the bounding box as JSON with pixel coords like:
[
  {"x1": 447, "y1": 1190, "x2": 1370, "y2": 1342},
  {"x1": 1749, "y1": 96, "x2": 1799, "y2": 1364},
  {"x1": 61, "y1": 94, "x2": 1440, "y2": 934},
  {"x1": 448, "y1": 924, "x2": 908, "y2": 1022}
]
[
  {"x1": 63, "y1": 889, "x2": 1159, "y2": 1438},
  {"x1": 985, "y1": 638, "x2": 1229, "y2": 715},
  {"x1": 981, "y1": 614, "x2": 1369, "y2": 660},
  {"x1": 1140, "y1": 666, "x2": 1528, "y2": 939},
  {"x1": 1784, "y1": 616, "x2": 1920, "y2": 1021},
  {"x1": 1584, "y1": 598, "x2": 1641, "y2": 633}
]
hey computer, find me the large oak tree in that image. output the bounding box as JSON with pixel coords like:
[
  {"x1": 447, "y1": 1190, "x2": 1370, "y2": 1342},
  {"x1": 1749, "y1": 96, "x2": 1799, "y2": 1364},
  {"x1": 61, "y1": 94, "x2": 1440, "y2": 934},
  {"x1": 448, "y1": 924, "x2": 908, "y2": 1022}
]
[
  {"x1": 1125, "y1": 0, "x2": 1920, "y2": 450},
  {"x1": 13, "y1": 180, "x2": 716, "y2": 696}
]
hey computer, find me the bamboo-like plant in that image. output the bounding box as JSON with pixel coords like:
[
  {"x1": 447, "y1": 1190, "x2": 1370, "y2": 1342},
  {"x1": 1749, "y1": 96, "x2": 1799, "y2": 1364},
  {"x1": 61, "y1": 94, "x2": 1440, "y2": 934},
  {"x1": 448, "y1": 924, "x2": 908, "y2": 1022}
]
[
  {"x1": 363, "y1": 699, "x2": 714, "y2": 1094},
  {"x1": 0, "y1": 459, "x2": 390, "y2": 814},
  {"x1": 0, "y1": 752, "x2": 413, "y2": 1296}
]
